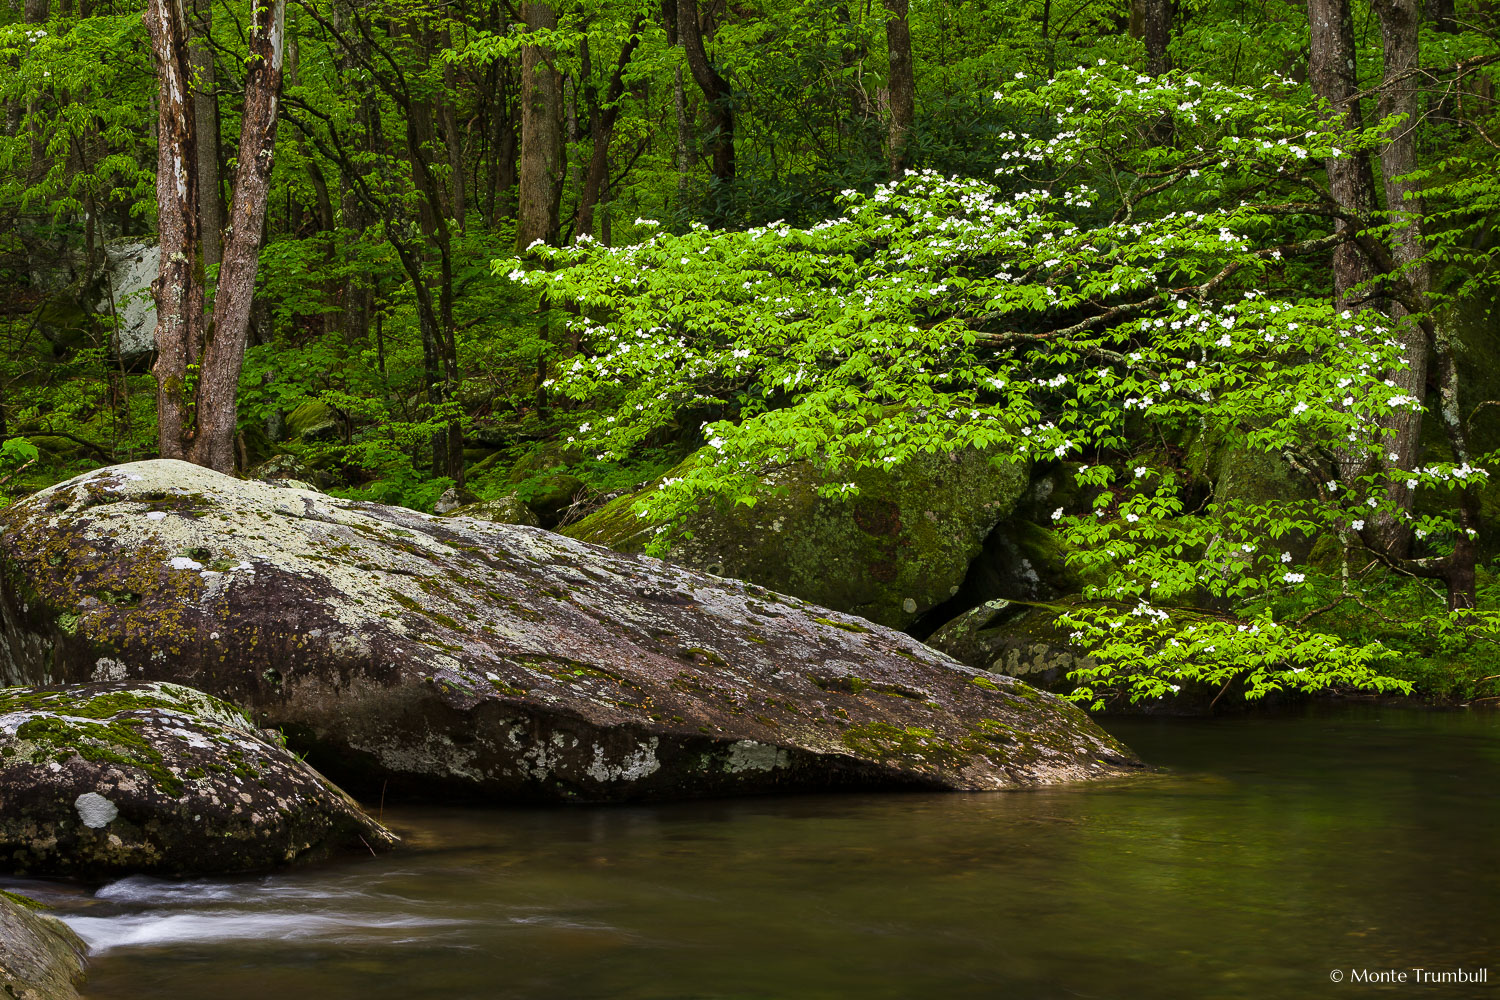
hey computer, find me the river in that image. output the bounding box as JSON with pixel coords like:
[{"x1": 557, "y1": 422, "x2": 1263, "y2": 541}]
[{"x1": 7, "y1": 705, "x2": 1497, "y2": 998}]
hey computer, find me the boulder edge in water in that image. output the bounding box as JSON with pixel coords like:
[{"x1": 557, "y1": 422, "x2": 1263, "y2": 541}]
[
  {"x1": 0, "y1": 681, "x2": 398, "y2": 877},
  {"x1": 0, "y1": 890, "x2": 86, "y2": 1000}
]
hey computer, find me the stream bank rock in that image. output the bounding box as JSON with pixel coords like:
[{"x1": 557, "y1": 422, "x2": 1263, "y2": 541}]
[
  {"x1": 564, "y1": 448, "x2": 1029, "y2": 630},
  {"x1": 0, "y1": 461, "x2": 1139, "y2": 802},
  {"x1": 0, "y1": 681, "x2": 398, "y2": 877},
  {"x1": 0, "y1": 891, "x2": 86, "y2": 1000}
]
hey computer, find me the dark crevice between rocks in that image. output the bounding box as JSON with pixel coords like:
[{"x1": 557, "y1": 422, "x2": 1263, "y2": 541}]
[{"x1": 907, "y1": 517, "x2": 1069, "y2": 642}]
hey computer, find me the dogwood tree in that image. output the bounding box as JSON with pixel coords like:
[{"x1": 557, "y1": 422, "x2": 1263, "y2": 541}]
[{"x1": 500, "y1": 63, "x2": 1495, "y2": 706}]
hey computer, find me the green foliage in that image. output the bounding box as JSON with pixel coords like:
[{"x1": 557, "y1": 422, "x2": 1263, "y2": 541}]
[{"x1": 504, "y1": 61, "x2": 1500, "y2": 706}]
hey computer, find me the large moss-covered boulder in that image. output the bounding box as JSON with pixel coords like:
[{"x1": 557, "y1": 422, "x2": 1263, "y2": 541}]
[
  {"x1": 0, "y1": 891, "x2": 86, "y2": 1000},
  {"x1": 0, "y1": 681, "x2": 397, "y2": 877},
  {"x1": 0, "y1": 461, "x2": 1138, "y2": 802},
  {"x1": 565, "y1": 448, "x2": 1030, "y2": 630}
]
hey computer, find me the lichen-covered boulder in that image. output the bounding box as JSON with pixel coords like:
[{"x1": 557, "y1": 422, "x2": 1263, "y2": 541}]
[
  {"x1": 565, "y1": 448, "x2": 1029, "y2": 630},
  {"x1": 0, "y1": 461, "x2": 1138, "y2": 802},
  {"x1": 0, "y1": 681, "x2": 398, "y2": 877},
  {"x1": 0, "y1": 891, "x2": 86, "y2": 1000}
]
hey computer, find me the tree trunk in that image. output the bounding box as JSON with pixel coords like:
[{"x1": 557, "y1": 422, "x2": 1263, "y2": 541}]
[
  {"x1": 1373, "y1": 0, "x2": 1430, "y2": 551},
  {"x1": 678, "y1": 0, "x2": 733, "y2": 183},
  {"x1": 440, "y1": 54, "x2": 467, "y2": 232},
  {"x1": 335, "y1": 0, "x2": 374, "y2": 345},
  {"x1": 1143, "y1": 0, "x2": 1172, "y2": 77},
  {"x1": 517, "y1": 1, "x2": 563, "y2": 249},
  {"x1": 145, "y1": 0, "x2": 206, "y2": 462},
  {"x1": 1308, "y1": 0, "x2": 1381, "y2": 311},
  {"x1": 189, "y1": 0, "x2": 285, "y2": 473},
  {"x1": 189, "y1": 0, "x2": 223, "y2": 269},
  {"x1": 884, "y1": 0, "x2": 914, "y2": 175},
  {"x1": 674, "y1": 66, "x2": 693, "y2": 199}
]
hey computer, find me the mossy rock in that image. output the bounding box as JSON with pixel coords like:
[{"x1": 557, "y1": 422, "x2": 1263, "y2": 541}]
[
  {"x1": 566, "y1": 447, "x2": 1030, "y2": 630},
  {"x1": 0, "y1": 460, "x2": 1141, "y2": 802},
  {"x1": 926, "y1": 602, "x2": 1091, "y2": 693},
  {"x1": 0, "y1": 891, "x2": 86, "y2": 1000},
  {"x1": 444, "y1": 495, "x2": 541, "y2": 527},
  {"x1": 0, "y1": 681, "x2": 397, "y2": 878},
  {"x1": 285, "y1": 402, "x2": 338, "y2": 443},
  {"x1": 467, "y1": 442, "x2": 586, "y2": 527},
  {"x1": 245, "y1": 453, "x2": 325, "y2": 490},
  {"x1": 432, "y1": 487, "x2": 479, "y2": 515}
]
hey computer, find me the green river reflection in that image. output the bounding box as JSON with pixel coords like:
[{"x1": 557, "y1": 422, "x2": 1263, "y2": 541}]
[{"x1": 9, "y1": 705, "x2": 1498, "y2": 999}]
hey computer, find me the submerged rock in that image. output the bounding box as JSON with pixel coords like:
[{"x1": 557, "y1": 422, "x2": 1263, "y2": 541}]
[
  {"x1": 0, "y1": 461, "x2": 1139, "y2": 802},
  {"x1": 0, "y1": 681, "x2": 398, "y2": 877},
  {"x1": 565, "y1": 448, "x2": 1030, "y2": 630},
  {"x1": 0, "y1": 891, "x2": 86, "y2": 1000}
]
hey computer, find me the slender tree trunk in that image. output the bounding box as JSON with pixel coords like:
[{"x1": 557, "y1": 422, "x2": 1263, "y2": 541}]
[
  {"x1": 575, "y1": 19, "x2": 643, "y2": 239},
  {"x1": 494, "y1": 62, "x2": 519, "y2": 219},
  {"x1": 23, "y1": 0, "x2": 49, "y2": 180},
  {"x1": 678, "y1": 0, "x2": 733, "y2": 183},
  {"x1": 517, "y1": 1, "x2": 563, "y2": 249},
  {"x1": 440, "y1": 56, "x2": 467, "y2": 232},
  {"x1": 1371, "y1": 0, "x2": 1429, "y2": 551},
  {"x1": 189, "y1": 0, "x2": 285, "y2": 473},
  {"x1": 189, "y1": 0, "x2": 223, "y2": 269},
  {"x1": 674, "y1": 66, "x2": 693, "y2": 199},
  {"x1": 335, "y1": 0, "x2": 374, "y2": 345},
  {"x1": 145, "y1": 0, "x2": 206, "y2": 462},
  {"x1": 884, "y1": 0, "x2": 914, "y2": 175}
]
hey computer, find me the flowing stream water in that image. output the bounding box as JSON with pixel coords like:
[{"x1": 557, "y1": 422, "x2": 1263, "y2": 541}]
[{"x1": 7, "y1": 705, "x2": 1497, "y2": 999}]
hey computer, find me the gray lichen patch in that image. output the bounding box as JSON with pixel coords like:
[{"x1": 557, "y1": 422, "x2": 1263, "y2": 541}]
[{"x1": 0, "y1": 461, "x2": 1142, "y2": 805}]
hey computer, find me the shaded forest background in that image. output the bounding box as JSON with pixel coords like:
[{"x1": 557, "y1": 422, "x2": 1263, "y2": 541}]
[{"x1": 4, "y1": 0, "x2": 1500, "y2": 706}]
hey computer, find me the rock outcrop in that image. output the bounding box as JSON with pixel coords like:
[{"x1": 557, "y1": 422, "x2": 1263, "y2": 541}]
[
  {"x1": 442, "y1": 495, "x2": 541, "y2": 527},
  {"x1": 565, "y1": 448, "x2": 1030, "y2": 630},
  {"x1": 93, "y1": 242, "x2": 158, "y2": 368},
  {"x1": 0, "y1": 891, "x2": 86, "y2": 1000},
  {"x1": 925, "y1": 601, "x2": 1089, "y2": 693},
  {"x1": 0, "y1": 681, "x2": 397, "y2": 877},
  {"x1": 0, "y1": 461, "x2": 1139, "y2": 802}
]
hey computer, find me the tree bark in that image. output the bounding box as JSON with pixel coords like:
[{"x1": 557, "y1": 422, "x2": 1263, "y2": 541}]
[
  {"x1": 1373, "y1": 0, "x2": 1430, "y2": 550},
  {"x1": 517, "y1": 1, "x2": 563, "y2": 249},
  {"x1": 884, "y1": 0, "x2": 914, "y2": 175},
  {"x1": 189, "y1": 0, "x2": 285, "y2": 473},
  {"x1": 189, "y1": 0, "x2": 223, "y2": 269},
  {"x1": 677, "y1": 0, "x2": 733, "y2": 183},
  {"x1": 1143, "y1": 0, "x2": 1172, "y2": 77},
  {"x1": 145, "y1": 0, "x2": 206, "y2": 462},
  {"x1": 439, "y1": 50, "x2": 467, "y2": 232},
  {"x1": 1308, "y1": 0, "x2": 1381, "y2": 311}
]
